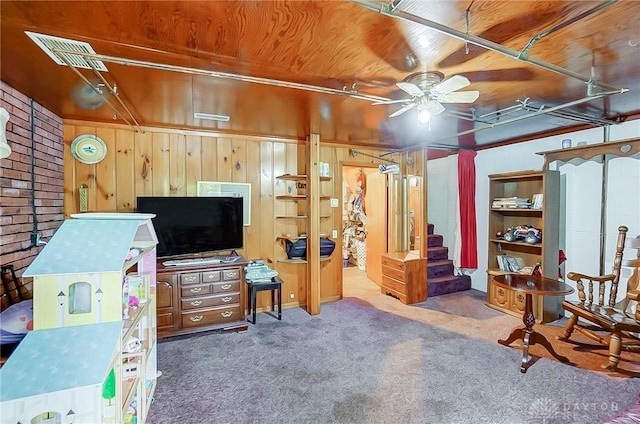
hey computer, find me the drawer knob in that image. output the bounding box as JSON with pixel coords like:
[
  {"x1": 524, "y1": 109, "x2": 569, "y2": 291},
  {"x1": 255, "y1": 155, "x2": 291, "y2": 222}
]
[
  {"x1": 221, "y1": 311, "x2": 233, "y2": 318},
  {"x1": 185, "y1": 276, "x2": 197, "y2": 282},
  {"x1": 516, "y1": 294, "x2": 525, "y2": 303},
  {"x1": 190, "y1": 287, "x2": 202, "y2": 293},
  {"x1": 206, "y1": 273, "x2": 216, "y2": 279},
  {"x1": 221, "y1": 296, "x2": 232, "y2": 303},
  {"x1": 190, "y1": 315, "x2": 203, "y2": 322},
  {"x1": 227, "y1": 272, "x2": 238, "y2": 277},
  {"x1": 497, "y1": 288, "x2": 505, "y2": 296},
  {"x1": 221, "y1": 284, "x2": 232, "y2": 290},
  {"x1": 190, "y1": 300, "x2": 202, "y2": 306}
]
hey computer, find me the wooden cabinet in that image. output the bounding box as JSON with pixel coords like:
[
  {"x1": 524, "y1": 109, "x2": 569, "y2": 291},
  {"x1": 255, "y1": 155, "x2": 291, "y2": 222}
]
[
  {"x1": 381, "y1": 252, "x2": 427, "y2": 304},
  {"x1": 486, "y1": 170, "x2": 562, "y2": 322},
  {"x1": 156, "y1": 273, "x2": 178, "y2": 337},
  {"x1": 156, "y1": 259, "x2": 248, "y2": 338}
]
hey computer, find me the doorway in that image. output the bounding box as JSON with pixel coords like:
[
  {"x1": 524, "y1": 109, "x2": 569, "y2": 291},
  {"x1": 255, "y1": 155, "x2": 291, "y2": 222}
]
[{"x1": 341, "y1": 165, "x2": 381, "y2": 297}]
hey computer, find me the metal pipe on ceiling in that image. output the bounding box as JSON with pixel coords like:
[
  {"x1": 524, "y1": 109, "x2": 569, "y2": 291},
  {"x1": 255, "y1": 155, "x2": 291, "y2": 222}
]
[
  {"x1": 59, "y1": 55, "x2": 140, "y2": 133},
  {"x1": 350, "y1": 0, "x2": 624, "y2": 93},
  {"x1": 52, "y1": 49, "x2": 391, "y2": 105},
  {"x1": 401, "y1": 88, "x2": 626, "y2": 151},
  {"x1": 349, "y1": 149, "x2": 398, "y2": 163},
  {"x1": 519, "y1": 104, "x2": 619, "y2": 126},
  {"x1": 519, "y1": 0, "x2": 618, "y2": 57},
  {"x1": 87, "y1": 63, "x2": 144, "y2": 133}
]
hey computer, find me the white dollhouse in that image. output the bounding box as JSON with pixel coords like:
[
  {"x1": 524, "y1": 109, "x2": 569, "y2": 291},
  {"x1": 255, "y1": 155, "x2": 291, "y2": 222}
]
[{"x1": 0, "y1": 214, "x2": 159, "y2": 424}]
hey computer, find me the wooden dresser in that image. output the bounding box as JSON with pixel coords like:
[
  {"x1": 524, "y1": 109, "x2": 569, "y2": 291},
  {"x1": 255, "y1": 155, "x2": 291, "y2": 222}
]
[
  {"x1": 381, "y1": 252, "x2": 427, "y2": 305},
  {"x1": 156, "y1": 258, "x2": 248, "y2": 338}
]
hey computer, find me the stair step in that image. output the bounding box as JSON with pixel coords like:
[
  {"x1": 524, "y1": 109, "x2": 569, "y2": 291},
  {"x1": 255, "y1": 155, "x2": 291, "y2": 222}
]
[
  {"x1": 428, "y1": 274, "x2": 472, "y2": 297},
  {"x1": 427, "y1": 246, "x2": 448, "y2": 261},
  {"x1": 427, "y1": 234, "x2": 443, "y2": 247},
  {"x1": 427, "y1": 259, "x2": 454, "y2": 279}
]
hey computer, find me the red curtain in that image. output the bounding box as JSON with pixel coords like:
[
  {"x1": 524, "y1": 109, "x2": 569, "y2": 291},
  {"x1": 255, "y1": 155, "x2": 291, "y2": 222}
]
[{"x1": 457, "y1": 149, "x2": 478, "y2": 269}]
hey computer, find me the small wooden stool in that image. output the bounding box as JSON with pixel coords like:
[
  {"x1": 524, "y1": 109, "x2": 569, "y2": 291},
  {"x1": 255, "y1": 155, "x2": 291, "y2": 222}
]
[{"x1": 246, "y1": 277, "x2": 282, "y2": 324}]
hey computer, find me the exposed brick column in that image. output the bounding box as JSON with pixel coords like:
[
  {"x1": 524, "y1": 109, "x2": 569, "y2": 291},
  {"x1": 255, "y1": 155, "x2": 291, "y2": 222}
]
[{"x1": 0, "y1": 81, "x2": 64, "y2": 276}]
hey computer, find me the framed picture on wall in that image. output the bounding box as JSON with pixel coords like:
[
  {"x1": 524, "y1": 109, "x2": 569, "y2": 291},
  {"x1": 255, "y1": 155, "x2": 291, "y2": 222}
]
[{"x1": 196, "y1": 181, "x2": 251, "y2": 226}]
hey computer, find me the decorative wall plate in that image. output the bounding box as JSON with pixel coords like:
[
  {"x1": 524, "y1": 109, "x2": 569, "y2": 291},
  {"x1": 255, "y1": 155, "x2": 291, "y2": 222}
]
[{"x1": 70, "y1": 134, "x2": 107, "y2": 164}]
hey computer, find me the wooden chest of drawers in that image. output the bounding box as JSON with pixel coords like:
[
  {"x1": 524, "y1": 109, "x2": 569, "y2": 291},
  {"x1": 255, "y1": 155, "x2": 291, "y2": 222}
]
[
  {"x1": 381, "y1": 252, "x2": 427, "y2": 305},
  {"x1": 156, "y1": 258, "x2": 248, "y2": 338}
]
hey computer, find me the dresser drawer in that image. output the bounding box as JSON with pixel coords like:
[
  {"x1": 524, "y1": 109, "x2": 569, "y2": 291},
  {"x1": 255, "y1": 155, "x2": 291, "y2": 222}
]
[
  {"x1": 181, "y1": 283, "x2": 211, "y2": 298},
  {"x1": 181, "y1": 293, "x2": 239, "y2": 310},
  {"x1": 201, "y1": 270, "x2": 221, "y2": 282},
  {"x1": 381, "y1": 275, "x2": 406, "y2": 295},
  {"x1": 382, "y1": 265, "x2": 405, "y2": 281},
  {"x1": 222, "y1": 268, "x2": 241, "y2": 281},
  {"x1": 180, "y1": 272, "x2": 201, "y2": 285},
  {"x1": 381, "y1": 285, "x2": 407, "y2": 304},
  {"x1": 212, "y1": 280, "x2": 240, "y2": 293},
  {"x1": 381, "y1": 256, "x2": 405, "y2": 272},
  {"x1": 181, "y1": 305, "x2": 241, "y2": 328}
]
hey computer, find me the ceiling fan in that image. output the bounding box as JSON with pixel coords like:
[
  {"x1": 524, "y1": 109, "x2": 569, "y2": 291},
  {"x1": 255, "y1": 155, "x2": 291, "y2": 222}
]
[{"x1": 373, "y1": 71, "x2": 479, "y2": 120}]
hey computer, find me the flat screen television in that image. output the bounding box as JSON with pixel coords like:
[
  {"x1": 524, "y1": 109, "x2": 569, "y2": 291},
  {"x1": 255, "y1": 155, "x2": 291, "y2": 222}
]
[{"x1": 136, "y1": 196, "x2": 244, "y2": 258}]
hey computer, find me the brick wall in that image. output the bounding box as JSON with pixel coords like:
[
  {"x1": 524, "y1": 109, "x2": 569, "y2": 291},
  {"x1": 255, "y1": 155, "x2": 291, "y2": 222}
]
[{"x1": 0, "y1": 81, "x2": 64, "y2": 277}]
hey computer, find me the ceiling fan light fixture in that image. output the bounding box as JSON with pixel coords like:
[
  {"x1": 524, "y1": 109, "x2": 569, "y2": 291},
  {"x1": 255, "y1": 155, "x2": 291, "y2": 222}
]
[
  {"x1": 418, "y1": 109, "x2": 431, "y2": 123},
  {"x1": 194, "y1": 112, "x2": 230, "y2": 122}
]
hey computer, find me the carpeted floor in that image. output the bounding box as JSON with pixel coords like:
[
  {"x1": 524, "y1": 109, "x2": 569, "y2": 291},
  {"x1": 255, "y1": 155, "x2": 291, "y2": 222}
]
[
  {"x1": 411, "y1": 289, "x2": 640, "y2": 377},
  {"x1": 148, "y1": 290, "x2": 640, "y2": 424}
]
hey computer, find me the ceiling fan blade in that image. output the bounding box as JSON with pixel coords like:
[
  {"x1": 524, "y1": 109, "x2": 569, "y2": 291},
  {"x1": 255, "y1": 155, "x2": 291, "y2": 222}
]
[
  {"x1": 433, "y1": 75, "x2": 470, "y2": 95},
  {"x1": 396, "y1": 82, "x2": 424, "y2": 97},
  {"x1": 437, "y1": 90, "x2": 480, "y2": 104},
  {"x1": 371, "y1": 98, "x2": 412, "y2": 106},
  {"x1": 389, "y1": 102, "x2": 416, "y2": 118}
]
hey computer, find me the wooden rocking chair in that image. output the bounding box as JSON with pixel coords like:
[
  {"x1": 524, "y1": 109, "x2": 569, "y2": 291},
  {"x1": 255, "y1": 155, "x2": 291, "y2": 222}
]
[{"x1": 558, "y1": 225, "x2": 640, "y2": 370}]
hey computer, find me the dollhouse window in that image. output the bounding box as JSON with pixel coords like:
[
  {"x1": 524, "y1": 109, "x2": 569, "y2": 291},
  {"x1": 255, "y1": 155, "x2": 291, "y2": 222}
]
[
  {"x1": 69, "y1": 281, "x2": 91, "y2": 314},
  {"x1": 30, "y1": 411, "x2": 61, "y2": 424}
]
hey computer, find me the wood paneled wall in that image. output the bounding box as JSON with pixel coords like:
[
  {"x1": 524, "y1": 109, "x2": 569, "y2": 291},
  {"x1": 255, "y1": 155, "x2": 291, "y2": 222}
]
[{"x1": 62, "y1": 121, "x2": 424, "y2": 310}]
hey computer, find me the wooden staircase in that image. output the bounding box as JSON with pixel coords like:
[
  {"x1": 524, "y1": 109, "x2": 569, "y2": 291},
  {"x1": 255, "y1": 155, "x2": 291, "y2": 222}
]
[{"x1": 427, "y1": 223, "x2": 471, "y2": 296}]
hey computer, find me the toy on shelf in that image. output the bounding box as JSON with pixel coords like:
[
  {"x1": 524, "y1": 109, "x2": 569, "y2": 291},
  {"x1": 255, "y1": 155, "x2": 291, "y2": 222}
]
[{"x1": 500, "y1": 225, "x2": 542, "y2": 244}]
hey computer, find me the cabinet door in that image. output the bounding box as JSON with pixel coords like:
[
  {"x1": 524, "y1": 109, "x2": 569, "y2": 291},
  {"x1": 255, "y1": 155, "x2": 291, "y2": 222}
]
[{"x1": 156, "y1": 273, "x2": 178, "y2": 335}]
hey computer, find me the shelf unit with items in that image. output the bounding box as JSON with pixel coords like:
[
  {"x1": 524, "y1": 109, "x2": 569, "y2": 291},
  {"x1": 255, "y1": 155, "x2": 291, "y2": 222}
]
[
  {"x1": 275, "y1": 173, "x2": 333, "y2": 263},
  {"x1": 486, "y1": 170, "x2": 561, "y2": 323},
  {"x1": 3, "y1": 214, "x2": 160, "y2": 424}
]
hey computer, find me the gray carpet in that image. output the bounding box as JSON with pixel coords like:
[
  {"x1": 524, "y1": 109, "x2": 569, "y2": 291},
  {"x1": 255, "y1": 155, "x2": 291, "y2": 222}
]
[{"x1": 148, "y1": 296, "x2": 640, "y2": 424}]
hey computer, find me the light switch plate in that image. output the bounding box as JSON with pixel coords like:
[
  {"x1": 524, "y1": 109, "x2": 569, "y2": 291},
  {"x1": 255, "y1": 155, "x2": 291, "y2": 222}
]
[
  {"x1": 330, "y1": 198, "x2": 339, "y2": 208},
  {"x1": 332, "y1": 229, "x2": 338, "y2": 238}
]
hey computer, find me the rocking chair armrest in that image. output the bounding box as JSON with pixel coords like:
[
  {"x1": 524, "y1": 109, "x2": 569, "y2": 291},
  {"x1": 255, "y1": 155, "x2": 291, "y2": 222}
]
[
  {"x1": 627, "y1": 289, "x2": 640, "y2": 302},
  {"x1": 566, "y1": 272, "x2": 616, "y2": 283}
]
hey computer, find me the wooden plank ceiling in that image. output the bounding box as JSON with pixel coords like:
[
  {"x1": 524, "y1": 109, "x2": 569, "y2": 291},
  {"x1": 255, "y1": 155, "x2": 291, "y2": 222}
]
[{"x1": 1, "y1": 0, "x2": 639, "y2": 151}]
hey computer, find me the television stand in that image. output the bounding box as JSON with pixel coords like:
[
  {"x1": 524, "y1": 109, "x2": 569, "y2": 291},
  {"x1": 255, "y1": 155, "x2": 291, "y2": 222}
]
[{"x1": 156, "y1": 256, "x2": 249, "y2": 338}]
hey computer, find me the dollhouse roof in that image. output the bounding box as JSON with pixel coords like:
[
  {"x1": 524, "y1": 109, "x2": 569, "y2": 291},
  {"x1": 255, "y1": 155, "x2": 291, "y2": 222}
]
[
  {"x1": 24, "y1": 216, "x2": 157, "y2": 276},
  {"x1": 0, "y1": 321, "x2": 122, "y2": 400}
]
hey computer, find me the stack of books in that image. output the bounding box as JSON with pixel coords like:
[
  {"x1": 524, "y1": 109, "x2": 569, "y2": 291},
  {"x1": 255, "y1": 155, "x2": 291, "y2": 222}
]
[
  {"x1": 497, "y1": 254, "x2": 524, "y2": 272},
  {"x1": 492, "y1": 197, "x2": 530, "y2": 208}
]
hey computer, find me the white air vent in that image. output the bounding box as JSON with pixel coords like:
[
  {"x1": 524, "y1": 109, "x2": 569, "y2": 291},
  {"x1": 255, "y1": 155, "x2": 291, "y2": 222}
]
[
  {"x1": 25, "y1": 31, "x2": 108, "y2": 72},
  {"x1": 194, "y1": 112, "x2": 230, "y2": 122}
]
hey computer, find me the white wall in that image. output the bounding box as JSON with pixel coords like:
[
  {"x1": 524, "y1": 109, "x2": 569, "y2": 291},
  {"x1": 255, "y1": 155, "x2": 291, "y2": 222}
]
[{"x1": 428, "y1": 120, "x2": 640, "y2": 305}]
